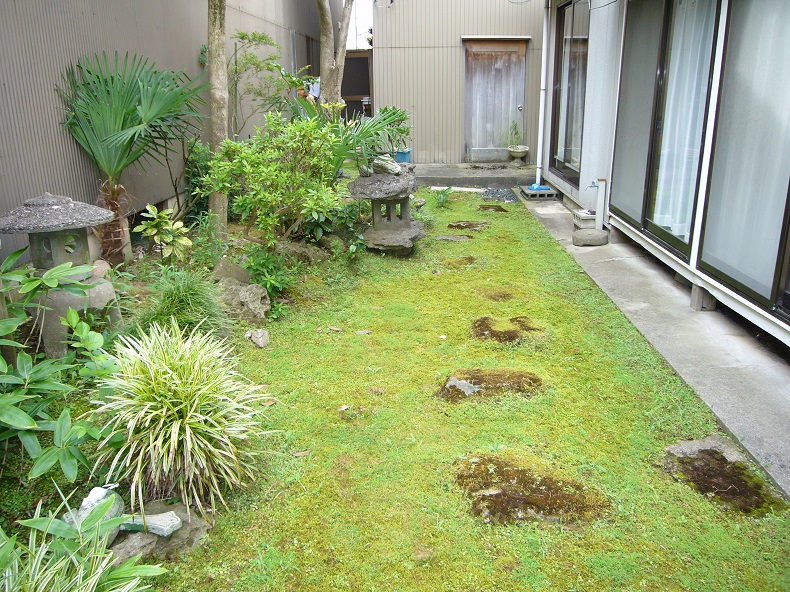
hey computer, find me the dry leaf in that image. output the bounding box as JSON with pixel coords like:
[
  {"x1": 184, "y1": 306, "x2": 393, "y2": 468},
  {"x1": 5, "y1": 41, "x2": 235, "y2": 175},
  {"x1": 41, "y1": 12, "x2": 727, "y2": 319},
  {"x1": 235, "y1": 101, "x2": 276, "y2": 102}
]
[
  {"x1": 292, "y1": 450, "x2": 311, "y2": 457},
  {"x1": 355, "y1": 330, "x2": 372, "y2": 335},
  {"x1": 328, "y1": 326, "x2": 343, "y2": 332},
  {"x1": 261, "y1": 399, "x2": 277, "y2": 407}
]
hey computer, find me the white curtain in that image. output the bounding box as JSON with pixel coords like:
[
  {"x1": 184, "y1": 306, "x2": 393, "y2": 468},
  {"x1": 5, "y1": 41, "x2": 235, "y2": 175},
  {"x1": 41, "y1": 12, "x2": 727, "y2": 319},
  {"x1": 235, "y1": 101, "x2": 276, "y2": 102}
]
[
  {"x1": 651, "y1": 0, "x2": 716, "y2": 242},
  {"x1": 701, "y1": 0, "x2": 790, "y2": 297}
]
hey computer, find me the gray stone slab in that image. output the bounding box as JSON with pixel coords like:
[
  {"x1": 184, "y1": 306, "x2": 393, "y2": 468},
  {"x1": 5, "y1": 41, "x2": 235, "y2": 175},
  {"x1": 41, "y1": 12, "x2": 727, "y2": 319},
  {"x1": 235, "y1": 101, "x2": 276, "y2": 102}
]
[{"x1": 572, "y1": 229, "x2": 609, "y2": 246}]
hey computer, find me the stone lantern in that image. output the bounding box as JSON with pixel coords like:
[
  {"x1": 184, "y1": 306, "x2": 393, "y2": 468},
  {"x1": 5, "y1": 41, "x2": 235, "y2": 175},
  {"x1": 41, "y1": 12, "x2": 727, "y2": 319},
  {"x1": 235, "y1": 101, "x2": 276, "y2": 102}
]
[
  {"x1": 0, "y1": 193, "x2": 120, "y2": 358},
  {"x1": 349, "y1": 160, "x2": 425, "y2": 256}
]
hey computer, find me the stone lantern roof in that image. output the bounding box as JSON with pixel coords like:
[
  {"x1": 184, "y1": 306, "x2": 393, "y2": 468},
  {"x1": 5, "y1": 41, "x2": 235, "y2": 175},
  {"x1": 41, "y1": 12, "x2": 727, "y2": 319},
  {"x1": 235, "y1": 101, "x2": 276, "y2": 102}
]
[{"x1": 0, "y1": 193, "x2": 114, "y2": 234}]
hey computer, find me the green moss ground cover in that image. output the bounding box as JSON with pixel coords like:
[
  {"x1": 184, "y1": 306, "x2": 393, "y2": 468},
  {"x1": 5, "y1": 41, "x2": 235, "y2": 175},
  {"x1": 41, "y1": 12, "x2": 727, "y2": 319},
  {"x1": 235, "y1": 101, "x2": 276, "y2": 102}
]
[{"x1": 157, "y1": 191, "x2": 789, "y2": 591}]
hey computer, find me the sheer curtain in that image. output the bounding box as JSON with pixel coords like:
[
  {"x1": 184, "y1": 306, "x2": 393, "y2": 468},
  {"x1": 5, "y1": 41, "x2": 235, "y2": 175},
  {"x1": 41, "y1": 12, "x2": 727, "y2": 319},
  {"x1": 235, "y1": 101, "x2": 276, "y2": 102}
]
[
  {"x1": 651, "y1": 0, "x2": 716, "y2": 242},
  {"x1": 701, "y1": 0, "x2": 790, "y2": 297}
]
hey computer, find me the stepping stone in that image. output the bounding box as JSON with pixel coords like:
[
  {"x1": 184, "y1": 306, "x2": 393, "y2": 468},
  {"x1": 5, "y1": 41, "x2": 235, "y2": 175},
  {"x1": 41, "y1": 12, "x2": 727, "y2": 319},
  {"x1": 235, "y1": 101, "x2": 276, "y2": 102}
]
[
  {"x1": 448, "y1": 221, "x2": 488, "y2": 231},
  {"x1": 437, "y1": 368, "x2": 542, "y2": 402},
  {"x1": 478, "y1": 204, "x2": 509, "y2": 213}
]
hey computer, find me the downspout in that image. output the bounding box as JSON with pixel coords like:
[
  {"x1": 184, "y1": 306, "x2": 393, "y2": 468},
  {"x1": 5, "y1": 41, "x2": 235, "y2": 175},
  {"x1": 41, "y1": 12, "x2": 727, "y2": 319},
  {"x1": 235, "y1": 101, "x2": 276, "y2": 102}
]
[{"x1": 536, "y1": 0, "x2": 550, "y2": 185}]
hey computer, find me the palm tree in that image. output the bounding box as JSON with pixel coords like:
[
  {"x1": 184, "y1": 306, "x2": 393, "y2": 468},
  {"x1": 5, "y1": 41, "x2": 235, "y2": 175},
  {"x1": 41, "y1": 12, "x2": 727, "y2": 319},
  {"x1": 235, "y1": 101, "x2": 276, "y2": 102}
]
[{"x1": 58, "y1": 52, "x2": 206, "y2": 264}]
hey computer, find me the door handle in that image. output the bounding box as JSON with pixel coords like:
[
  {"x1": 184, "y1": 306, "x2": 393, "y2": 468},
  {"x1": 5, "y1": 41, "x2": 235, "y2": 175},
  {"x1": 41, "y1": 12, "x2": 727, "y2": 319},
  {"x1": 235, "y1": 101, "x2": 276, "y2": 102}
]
[{"x1": 518, "y1": 105, "x2": 523, "y2": 111}]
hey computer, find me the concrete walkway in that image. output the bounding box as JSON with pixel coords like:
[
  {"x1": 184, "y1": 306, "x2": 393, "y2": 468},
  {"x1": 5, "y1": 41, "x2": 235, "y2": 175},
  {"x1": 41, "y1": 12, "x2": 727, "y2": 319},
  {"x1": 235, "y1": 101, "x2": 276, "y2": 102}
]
[{"x1": 524, "y1": 199, "x2": 790, "y2": 496}]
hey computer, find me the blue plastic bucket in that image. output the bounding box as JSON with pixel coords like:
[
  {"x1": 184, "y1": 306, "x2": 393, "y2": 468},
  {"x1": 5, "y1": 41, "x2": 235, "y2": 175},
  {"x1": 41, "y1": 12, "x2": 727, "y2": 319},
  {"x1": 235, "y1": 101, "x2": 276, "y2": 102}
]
[{"x1": 394, "y1": 148, "x2": 412, "y2": 163}]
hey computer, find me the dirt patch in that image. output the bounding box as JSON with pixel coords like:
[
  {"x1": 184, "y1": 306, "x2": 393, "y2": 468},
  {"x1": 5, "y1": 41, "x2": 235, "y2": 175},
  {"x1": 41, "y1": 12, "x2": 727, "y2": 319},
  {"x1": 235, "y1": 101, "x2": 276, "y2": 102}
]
[
  {"x1": 478, "y1": 204, "x2": 509, "y2": 213},
  {"x1": 481, "y1": 289, "x2": 514, "y2": 301},
  {"x1": 665, "y1": 449, "x2": 787, "y2": 516},
  {"x1": 472, "y1": 315, "x2": 538, "y2": 343},
  {"x1": 455, "y1": 455, "x2": 609, "y2": 524},
  {"x1": 443, "y1": 256, "x2": 476, "y2": 269},
  {"x1": 437, "y1": 369, "x2": 542, "y2": 403},
  {"x1": 448, "y1": 221, "x2": 488, "y2": 231}
]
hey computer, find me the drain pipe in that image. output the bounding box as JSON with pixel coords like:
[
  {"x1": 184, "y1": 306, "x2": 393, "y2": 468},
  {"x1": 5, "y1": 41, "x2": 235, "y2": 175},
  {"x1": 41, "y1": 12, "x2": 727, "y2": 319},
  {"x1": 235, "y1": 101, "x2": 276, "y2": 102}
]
[{"x1": 536, "y1": 0, "x2": 550, "y2": 185}]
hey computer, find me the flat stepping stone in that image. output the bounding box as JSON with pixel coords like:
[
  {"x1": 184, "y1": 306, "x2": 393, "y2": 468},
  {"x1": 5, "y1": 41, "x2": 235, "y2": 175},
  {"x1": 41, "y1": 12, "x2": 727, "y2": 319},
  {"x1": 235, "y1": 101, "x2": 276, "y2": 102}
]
[
  {"x1": 478, "y1": 204, "x2": 509, "y2": 213},
  {"x1": 472, "y1": 315, "x2": 538, "y2": 343},
  {"x1": 436, "y1": 235, "x2": 473, "y2": 242},
  {"x1": 437, "y1": 368, "x2": 542, "y2": 402},
  {"x1": 664, "y1": 435, "x2": 787, "y2": 516},
  {"x1": 448, "y1": 221, "x2": 488, "y2": 231},
  {"x1": 455, "y1": 454, "x2": 609, "y2": 524}
]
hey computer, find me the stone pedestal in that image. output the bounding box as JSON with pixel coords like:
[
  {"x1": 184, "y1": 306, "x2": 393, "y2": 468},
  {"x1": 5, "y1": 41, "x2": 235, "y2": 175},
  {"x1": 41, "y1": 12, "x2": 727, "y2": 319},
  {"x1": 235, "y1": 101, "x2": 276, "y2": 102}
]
[{"x1": 349, "y1": 162, "x2": 425, "y2": 256}]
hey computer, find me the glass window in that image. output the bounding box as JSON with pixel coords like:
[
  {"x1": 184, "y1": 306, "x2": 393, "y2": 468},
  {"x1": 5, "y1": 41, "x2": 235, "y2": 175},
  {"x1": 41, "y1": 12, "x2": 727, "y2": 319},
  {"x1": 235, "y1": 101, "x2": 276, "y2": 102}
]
[
  {"x1": 699, "y1": 0, "x2": 790, "y2": 300},
  {"x1": 550, "y1": 0, "x2": 589, "y2": 186}
]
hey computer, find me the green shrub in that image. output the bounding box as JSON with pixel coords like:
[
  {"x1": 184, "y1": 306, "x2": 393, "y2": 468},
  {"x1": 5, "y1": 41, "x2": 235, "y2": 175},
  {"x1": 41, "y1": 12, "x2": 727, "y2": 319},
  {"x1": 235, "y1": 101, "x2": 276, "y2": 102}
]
[
  {"x1": 133, "y1": 204, "x2": 192, "y2": 262},
  {"x1": 189, "y1": 211, "x2": 227, "y2": 269},
  {"x1": 93, "y1": 320, "x2": 273, "y2": 517},
  {"x1": 244, "y1": 245, "x2": 296, "y2": 299},
  {"x1": 201, "y1": 114, "x2": 340, "y2": 246},
  {"x1": 134, "y1": 268, "x2": 230, "y2": 336},
  {"x1": 1, "y1": 493, "x2": 166, "y2": 591}
]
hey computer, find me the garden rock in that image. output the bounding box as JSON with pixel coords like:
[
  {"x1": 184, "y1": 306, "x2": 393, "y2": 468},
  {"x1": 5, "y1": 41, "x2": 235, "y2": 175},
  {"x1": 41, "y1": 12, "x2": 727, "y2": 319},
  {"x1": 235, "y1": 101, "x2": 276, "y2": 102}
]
[
  {"x1": 318, "y1": 234, "x2": 347, "y2": 253},
  {"x1": 245, "y1": 328, "x2": 270, "y2": 348},
  {"x1": 213, "y1": 258, "x2": 251, "y2": 284},
  {"x1": 437, "y1": 369, "x2": 542, "y2": 403},
  {"x1": 92, "y1": 259, "x2": 111, "y2": 278},
  {"x1": 412, "y1": 197, "x2": 426, "y2": 210},
  {"x1": 572, "y1": 229, "x2": 609, "y2": 246},
  {"x1": 110, "y1": 500, "x2": 211, "y2": 566},
  {"x1": 372, "y1": 155, "x2": 402, "y2": 175},
  {"x1": 120, "y1": 511, "x2": 182, "y2": 537},
  {"x1": 219, "y1": 277, "x2": 271, "y2": 323},
  {"x1": 63, "y1": 487, "x2": 125, "y2": 546},
  {"x1": 275, "y1": 240, "x2": 329, "y2": 265}
]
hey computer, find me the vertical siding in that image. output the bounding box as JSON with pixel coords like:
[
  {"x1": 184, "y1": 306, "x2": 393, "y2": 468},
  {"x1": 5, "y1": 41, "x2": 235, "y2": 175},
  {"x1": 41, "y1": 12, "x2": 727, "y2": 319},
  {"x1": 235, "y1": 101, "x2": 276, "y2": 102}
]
[
  {"x1": 0, "y1": 0, "x2": 321, "y2": 258},
  {"x1": 373, "y1": 0, "x2": 544, "y2": 163}
]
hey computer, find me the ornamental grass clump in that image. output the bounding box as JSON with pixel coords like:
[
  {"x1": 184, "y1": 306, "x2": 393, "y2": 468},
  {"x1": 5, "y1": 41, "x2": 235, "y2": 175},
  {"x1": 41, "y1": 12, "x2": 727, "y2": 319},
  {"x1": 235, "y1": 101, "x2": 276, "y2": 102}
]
[
  {"x1": 93, "y1": 320, "x2": 273, "y2": 518},
  {"x1": 134, "y1": 267, "x2": 230, "y2": 336}
]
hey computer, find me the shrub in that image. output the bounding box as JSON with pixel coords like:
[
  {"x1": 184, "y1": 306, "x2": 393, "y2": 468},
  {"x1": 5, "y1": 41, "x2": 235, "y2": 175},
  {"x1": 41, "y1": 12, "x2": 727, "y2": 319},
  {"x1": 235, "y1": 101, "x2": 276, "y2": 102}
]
[
  {"x1": 189, "y1": 211, "x2": 227, "y2": 269},
  {"x1": 132, "y1": 204, "x2": 192, "y2": 262},
  {"x1": 134, "y1": 268, "x2": 230, "y2": 336},
  {"x1": 201, "y1": 114, "x2": 340, "y2": 246},
  {"x1": 244, "y1": 245, "x2": 296, "y2": 299},
  {"x1": 93, "y1": 320, "x2": 273, "y2": 517}
]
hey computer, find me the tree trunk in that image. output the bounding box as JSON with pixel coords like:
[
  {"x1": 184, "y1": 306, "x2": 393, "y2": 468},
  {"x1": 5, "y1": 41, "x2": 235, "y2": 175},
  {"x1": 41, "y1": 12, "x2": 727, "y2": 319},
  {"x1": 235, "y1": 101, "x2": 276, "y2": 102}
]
[
  {"x1": 208, "y1": 0, "x2": 229, "y2": 234},
  {"x1": 317, "y1": 0, "x2": 355, "y2": 104}
]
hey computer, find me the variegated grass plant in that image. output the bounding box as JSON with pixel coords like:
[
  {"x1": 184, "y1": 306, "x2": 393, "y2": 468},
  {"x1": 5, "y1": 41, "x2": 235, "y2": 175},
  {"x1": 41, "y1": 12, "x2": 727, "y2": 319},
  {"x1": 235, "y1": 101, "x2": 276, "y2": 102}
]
[{"x1": 92, "y1": 320, "x2": 273, "y2": 518}]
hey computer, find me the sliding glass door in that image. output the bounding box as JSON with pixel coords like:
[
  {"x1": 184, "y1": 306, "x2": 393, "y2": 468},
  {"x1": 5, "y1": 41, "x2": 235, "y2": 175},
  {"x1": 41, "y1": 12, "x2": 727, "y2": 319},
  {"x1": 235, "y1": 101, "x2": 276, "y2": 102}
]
[
  {"x1": 550, "y1": 0, "x2": 589, "y2": 187},
  {"x1": 645, "y1": 0, "x2": 716, "y2": 253},
  {"x1": 699, "y1": 0, "x2": 790, "y2": 303},
  {"x1": 610, "y1": 0, "x2": 717, "y2": 258}
]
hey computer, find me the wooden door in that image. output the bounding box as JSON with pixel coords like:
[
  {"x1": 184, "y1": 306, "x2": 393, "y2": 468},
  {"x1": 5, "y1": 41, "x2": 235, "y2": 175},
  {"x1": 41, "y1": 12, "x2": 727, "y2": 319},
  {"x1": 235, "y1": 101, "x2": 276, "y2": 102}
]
[{"x1": 464, "y1": 40, "x2": 527, "y2": 162}]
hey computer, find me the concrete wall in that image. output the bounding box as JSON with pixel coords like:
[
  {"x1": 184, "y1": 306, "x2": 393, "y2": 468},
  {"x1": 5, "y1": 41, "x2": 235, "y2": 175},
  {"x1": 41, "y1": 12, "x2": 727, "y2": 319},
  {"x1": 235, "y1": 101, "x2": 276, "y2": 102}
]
[
  {"x1": 0, "y1": 0, "x2": 333, "y2": 258},
  {"x1": 372, "y1": 0, "x2": 544, "y2": 164}
]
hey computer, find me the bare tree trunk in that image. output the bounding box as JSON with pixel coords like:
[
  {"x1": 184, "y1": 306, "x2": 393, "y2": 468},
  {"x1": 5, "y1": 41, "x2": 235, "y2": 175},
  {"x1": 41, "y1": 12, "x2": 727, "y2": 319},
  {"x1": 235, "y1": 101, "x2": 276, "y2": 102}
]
[
  {"x1": 317, "y1": 0, "x2": 355, "y2": 104},
  {"x1": 208, "y1": 0, "x2": 228, "y2": 235}
]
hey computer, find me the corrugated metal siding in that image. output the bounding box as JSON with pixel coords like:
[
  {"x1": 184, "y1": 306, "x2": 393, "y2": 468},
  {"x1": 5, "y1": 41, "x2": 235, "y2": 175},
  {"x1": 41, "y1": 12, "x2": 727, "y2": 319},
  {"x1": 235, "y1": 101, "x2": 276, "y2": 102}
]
[
  {"x1": 0, "y1": 0, "x2": 322, "y2": 259},
  {"x1": 373, "y1": 0, "x2": 543, "y2": 164}
]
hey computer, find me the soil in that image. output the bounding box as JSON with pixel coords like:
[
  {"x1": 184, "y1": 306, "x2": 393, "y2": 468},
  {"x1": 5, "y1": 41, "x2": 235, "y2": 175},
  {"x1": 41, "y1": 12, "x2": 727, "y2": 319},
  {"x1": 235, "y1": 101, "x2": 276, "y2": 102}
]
[
  {"x1": 437, "y1": 368, "x2": 542, "y2": 403},
  {"x1": 455, "y1": 455, "x2": 609, "y2": 524},
  {"x1": 472, "y1": 315, "x2": 538, "y2": 343},
  {"x1": 665, "y1": 449, "x2": 788, "y2": 516}
]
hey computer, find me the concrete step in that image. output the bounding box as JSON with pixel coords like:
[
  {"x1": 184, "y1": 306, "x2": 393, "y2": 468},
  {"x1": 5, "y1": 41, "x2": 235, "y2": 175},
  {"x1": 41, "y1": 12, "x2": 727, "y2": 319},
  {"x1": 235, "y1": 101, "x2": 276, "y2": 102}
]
[{"x1": 414, "y1": 163, "x2": 536, "y2": 189}]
